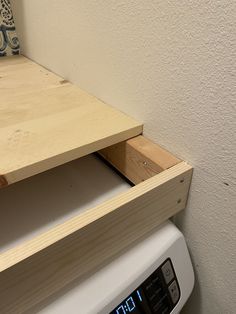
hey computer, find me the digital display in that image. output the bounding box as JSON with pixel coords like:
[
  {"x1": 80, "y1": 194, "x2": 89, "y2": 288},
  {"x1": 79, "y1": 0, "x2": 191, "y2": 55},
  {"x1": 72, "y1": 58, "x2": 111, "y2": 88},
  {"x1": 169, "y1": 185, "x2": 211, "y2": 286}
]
[
  {"x1": 110, "y1": 289, "x2": 146, "y2": 314},
  {"x1": 109, "y1": 258, "x2": 180, "y2": 314}
]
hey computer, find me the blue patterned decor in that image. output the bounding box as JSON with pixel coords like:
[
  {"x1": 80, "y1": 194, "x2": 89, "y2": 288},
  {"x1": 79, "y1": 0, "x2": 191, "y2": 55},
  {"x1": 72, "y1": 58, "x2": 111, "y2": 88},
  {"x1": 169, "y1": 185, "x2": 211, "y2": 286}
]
[{"x1": 0, "y1": 0, "x2": 19, "y2": 56}]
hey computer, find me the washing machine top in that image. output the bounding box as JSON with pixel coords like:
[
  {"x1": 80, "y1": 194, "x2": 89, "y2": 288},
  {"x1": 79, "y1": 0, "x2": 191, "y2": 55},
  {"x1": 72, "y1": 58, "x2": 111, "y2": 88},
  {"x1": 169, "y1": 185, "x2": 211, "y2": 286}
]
[{"x1": 36, "y1": 221, "x2": 194, "y2": 314}]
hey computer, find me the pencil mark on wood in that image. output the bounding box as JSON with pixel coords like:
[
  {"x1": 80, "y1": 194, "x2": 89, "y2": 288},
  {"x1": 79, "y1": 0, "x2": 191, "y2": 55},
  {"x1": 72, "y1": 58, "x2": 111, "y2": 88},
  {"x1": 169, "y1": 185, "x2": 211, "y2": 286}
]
[{"x1": 60, "y1": 79, "x2": 69, "y2": 85}]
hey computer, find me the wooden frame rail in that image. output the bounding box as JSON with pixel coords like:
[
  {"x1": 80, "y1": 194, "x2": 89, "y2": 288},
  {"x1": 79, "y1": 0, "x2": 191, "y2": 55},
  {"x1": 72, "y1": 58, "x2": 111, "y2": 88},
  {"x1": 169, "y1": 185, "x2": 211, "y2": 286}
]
[
  {"x1": 99, "y1": 135, "x2": 181, "y2": 184},
  {"x1": 0, "y1": 135, "x2": 192, "y2": 313}
]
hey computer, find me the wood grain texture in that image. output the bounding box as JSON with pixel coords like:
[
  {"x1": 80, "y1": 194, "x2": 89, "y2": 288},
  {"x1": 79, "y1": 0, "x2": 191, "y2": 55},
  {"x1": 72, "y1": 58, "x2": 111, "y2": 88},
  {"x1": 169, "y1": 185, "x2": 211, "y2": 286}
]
[
  {"x1": 0, "y1": 55, "x2": 70, "y2": 100},
  {"x1": 99, "y1": 135, "x2": 181, "y2": 184},
  {"x1": 0, "y1": 162, "x2": 192, "y2": 273},
  {"x1": 0, "y1": 56, "x2": 142, "y2": 186},
  {"x1": 0, "y1": 162, "x2": 192, "y2": 313}
]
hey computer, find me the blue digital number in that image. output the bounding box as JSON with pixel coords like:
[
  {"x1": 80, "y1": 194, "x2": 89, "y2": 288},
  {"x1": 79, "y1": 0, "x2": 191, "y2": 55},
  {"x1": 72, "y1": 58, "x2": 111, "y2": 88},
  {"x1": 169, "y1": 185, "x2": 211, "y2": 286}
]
[
  {"x1": 136, "y1": 290, "x2": 143, "y2": 302},
  {"x1": 126, "y1": 297, "x2": 136, "y2": 312},
  {"x1": 116, "y1": 305, "x2": 126, "y2": 314}
]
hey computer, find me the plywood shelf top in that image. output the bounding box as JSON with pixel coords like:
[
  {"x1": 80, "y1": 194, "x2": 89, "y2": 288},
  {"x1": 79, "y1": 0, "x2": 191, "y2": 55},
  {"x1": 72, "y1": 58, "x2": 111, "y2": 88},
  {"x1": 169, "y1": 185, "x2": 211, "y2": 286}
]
[{"x1": 0, "y1": 56, "x2": 143, "y2": 187}]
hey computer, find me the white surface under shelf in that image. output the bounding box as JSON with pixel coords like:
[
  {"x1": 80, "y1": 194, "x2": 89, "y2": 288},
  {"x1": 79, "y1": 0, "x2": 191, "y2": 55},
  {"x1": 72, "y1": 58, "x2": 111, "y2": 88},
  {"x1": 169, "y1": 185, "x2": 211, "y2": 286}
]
[
  {"x1": 0, "y1": 154, "x2": 130, "y2": 253},
  {"x1": 33, "y1": 221, "x2": 194, "y2": 314}
]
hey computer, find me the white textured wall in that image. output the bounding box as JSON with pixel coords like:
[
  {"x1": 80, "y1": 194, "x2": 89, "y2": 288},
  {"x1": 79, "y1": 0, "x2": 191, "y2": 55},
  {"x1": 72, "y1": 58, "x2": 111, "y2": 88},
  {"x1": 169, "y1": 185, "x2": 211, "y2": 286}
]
[{"x1": 11, "y1": 1, "x2": 236, "y2": 313}]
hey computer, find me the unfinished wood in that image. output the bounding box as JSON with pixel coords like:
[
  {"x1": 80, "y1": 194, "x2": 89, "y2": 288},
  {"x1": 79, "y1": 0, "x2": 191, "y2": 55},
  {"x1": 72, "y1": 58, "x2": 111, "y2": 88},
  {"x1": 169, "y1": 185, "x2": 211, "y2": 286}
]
[
  {"x1": 0, "y1": 56, "x2": 142, "y2": 187},
  {"x1": 0, "y1": 161, "x2": 192, "y2": 273},
  {"x1": 0, "y1": 55, "x2": 69, "y2": 99},
  {"x1": 99, "y1": 135, "x2": 181, "y2": 184},
  {"x1": 0, "y1": 162, "x2": 192, "y2": 313}
]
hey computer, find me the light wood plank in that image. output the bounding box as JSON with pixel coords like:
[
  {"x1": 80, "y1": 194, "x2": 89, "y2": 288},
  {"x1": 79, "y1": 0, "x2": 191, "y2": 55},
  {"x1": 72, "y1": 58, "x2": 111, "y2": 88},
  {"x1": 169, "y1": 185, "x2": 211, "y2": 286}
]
[
  {"x1": 0, "y1": 56, "x2": 142, "y2": 186},
  {"x1": 99, "y1": 135, "x2": 181, "y2": 184},
  {"x1": 0, "y1": 55, "x2": 69, "y2": 99},
  {"x1": 0, "y1": 162, "x2": 192, "y2": 273},
  {"x1": 1, "y1": 85, "x2": 82, "y2": 128},
  {"x1": 0, "y1": 162, "x2": 192, "y2": 313}
]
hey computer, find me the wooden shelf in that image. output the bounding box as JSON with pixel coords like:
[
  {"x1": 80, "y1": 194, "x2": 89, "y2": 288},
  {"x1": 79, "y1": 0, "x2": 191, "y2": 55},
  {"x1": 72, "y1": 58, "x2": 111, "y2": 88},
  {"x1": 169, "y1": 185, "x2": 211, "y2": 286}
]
[
  {"x1": 0, "y1": 160, "x2": 192, "y2": 313},
  {"x1": 0, "y1": 56, "x2": 142, "y2": 187},
  {"x1": 0, "y1": 55, "x2": 193, "y2": 313}
]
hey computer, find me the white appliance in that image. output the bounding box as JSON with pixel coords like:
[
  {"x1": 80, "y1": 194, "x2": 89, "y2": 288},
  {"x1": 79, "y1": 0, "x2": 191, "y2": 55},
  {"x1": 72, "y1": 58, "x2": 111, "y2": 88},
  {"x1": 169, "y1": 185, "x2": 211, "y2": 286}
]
[{"x1": 37, "y1": 220, "x2": 194, "y2": 314}]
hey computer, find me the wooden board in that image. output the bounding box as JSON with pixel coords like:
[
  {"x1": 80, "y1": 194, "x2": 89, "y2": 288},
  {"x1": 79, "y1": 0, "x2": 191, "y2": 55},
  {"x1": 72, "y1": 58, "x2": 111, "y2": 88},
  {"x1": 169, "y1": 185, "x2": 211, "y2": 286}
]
[
  {"x1": 99, "y1": 135, "x2": 181, "y2": 184},
  {"x1": 0, "y1": 162, "x2": 192, "y2": 313},
  {"x1": 0, "y1": 162, "x2": 192, "y2": 273},
  {"x1": 0, "y1": 56, "x2": 142, "y2": 186},
  {"x1": 0, "y1": 55, "x2": 70, "y2": 99}
]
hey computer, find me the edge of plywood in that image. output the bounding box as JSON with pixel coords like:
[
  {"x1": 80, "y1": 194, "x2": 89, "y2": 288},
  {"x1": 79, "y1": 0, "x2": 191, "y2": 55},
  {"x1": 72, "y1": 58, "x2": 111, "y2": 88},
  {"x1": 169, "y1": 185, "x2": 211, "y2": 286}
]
[
  {"x1": 0, "y1": 175, "x2": 8, "y2": 188},
  {"x1": 3, "y1": 123, "x2": 143, "y2": 187}
]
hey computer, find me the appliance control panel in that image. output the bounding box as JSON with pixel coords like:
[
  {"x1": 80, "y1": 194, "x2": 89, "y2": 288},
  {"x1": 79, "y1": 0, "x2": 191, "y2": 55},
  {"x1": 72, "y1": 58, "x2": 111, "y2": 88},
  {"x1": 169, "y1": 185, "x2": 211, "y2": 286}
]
[
  {"x1": 36, "y1": 221, "x2": 194, "y2": 314},
  {"x1": 110, "y1": 258, "x2": 180, "y2": 314}
]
